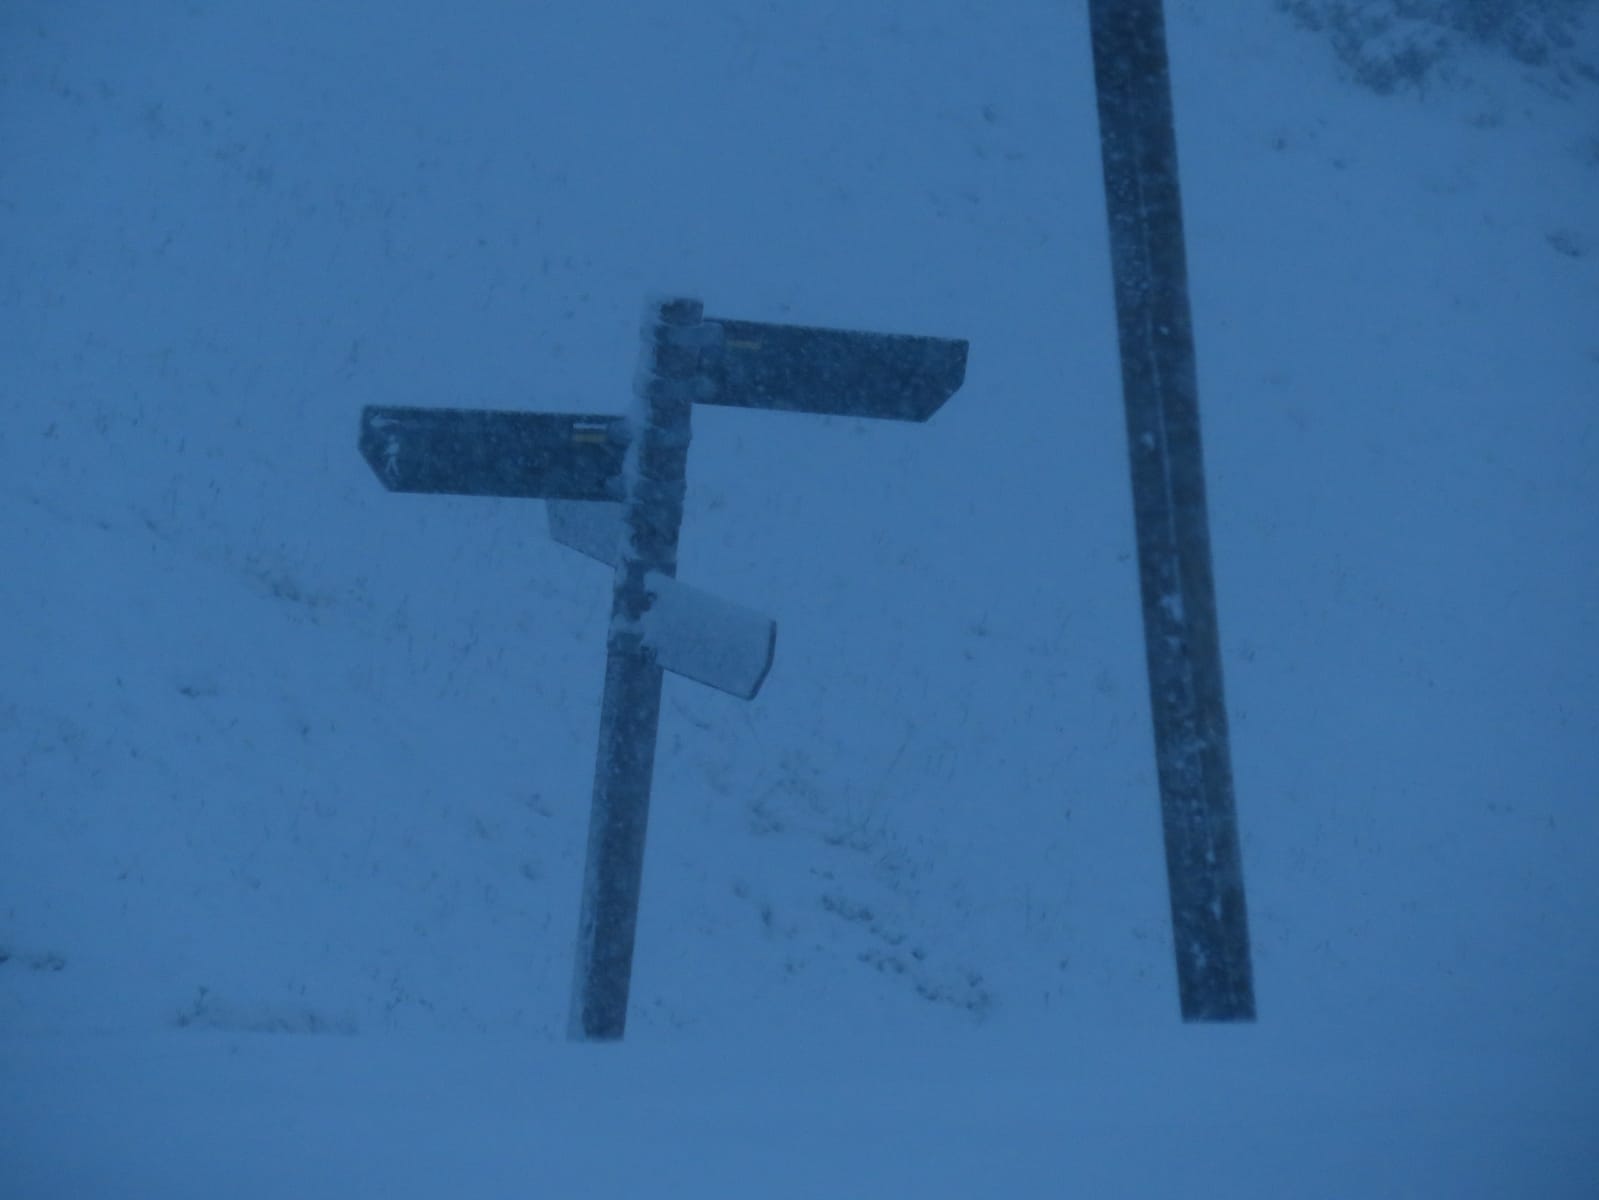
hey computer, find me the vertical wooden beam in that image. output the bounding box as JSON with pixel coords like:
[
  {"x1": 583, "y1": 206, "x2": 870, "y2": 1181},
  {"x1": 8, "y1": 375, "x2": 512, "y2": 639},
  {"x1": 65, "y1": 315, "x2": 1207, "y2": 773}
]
[
  {"x1": 1088, "y1": 0, "x2": 1256, "y2": 1021},
  {"x1": 568, "y1": 297, "x2": 708, "y2": 1040}
]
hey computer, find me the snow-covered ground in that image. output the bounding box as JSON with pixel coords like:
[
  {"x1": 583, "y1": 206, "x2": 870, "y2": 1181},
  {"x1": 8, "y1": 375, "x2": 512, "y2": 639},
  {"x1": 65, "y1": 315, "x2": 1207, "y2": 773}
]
[{"x1": 2, "y1": 1, "x2": 1595, "y2": 1194}]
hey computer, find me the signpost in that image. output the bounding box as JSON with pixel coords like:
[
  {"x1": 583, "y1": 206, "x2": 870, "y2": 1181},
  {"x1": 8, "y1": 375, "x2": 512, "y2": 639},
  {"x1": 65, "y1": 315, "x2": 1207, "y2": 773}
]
[
  {"x1": 1089, "y1": 0, "x2": 1257, "y2": 1021},
  {"x1": 359, "y1": 296, "x2": 967, "y2": 1040}
]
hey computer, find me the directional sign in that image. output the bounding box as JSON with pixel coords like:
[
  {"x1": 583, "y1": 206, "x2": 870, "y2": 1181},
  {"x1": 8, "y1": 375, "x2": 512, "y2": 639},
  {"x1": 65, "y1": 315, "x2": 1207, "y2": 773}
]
[
  {"x1": 704, "y1": 318, "x2": 968, "y2": 422},
  {"x1": 547, "y1": 500, "x2": 776, "y2": 700},
  {"x1": 360, "y1": 406, "x2": 626, "y2": 500},
  {"x1": 641, "y1": 571, "x2": 775, "y2": 701}
]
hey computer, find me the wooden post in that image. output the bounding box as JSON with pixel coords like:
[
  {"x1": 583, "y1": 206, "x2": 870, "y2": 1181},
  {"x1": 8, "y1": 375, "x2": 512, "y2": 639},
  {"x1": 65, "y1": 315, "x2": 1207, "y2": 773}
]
[
  {"x1": 1089, "y1": 0, "x2": 1256, "y2": 1021},
  {"x1": 568, "y1": 298, "x2": 710, "y2": 1040}
]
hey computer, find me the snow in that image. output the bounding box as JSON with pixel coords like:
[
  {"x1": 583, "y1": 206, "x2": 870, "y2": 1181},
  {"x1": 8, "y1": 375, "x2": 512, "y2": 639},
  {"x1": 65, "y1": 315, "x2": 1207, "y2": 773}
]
[
  {"x1": 2, "y1": 0, "x2": 1597, "y2": 1194},
  {"x1": 9, "y1": 1024, "x2": 1599, "y2": 1200},
  {"x1": 2, "y1": 1025, "x2": 1594, "y2": 1199}
]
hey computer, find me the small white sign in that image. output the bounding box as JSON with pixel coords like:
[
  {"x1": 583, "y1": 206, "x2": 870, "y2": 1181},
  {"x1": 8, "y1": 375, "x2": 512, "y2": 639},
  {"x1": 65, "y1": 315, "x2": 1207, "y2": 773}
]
[
  {"x1": 547, "y1": 500, "x2": 776, "y2": 700},
  {"x1": 641, "y1": 572, "x2": 776, "y2": 701}
]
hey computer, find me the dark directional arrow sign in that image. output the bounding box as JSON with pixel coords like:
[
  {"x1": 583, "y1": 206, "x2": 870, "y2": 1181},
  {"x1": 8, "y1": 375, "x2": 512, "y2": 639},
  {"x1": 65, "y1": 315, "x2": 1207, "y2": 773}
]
[
  {"x1": 358, "y1": 296, "x2": 968, "y2": 1041},
  {"x1": 360, "y1": 407, "x2": 626, "y2": 500},
  {"x1": 705, "y1": 318, "x2": 967, "y2": 421}
]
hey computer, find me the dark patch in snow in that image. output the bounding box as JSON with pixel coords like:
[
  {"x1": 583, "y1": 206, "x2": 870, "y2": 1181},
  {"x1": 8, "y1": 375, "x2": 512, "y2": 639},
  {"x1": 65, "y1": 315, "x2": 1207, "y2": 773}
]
[
  {"x1": 1547, "y1": 227, "x2": 1588, "y2": 256},
  {"x1": 0, "y1": 947, "x2": 66, "y2": 972},
  {"x1": 175, "y1": 986, "x2": 357, "y2": 1035}
]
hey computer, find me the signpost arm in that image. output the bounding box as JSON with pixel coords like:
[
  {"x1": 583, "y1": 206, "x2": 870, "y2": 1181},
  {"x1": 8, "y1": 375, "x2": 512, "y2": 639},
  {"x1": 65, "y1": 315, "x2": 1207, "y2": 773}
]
[
  {"x1": 568, "y1": 297, "x2": 710, "y2": 1041},
  {"x1": 1088, "y1": 0, "x2": 1256, "y2": 1021}
]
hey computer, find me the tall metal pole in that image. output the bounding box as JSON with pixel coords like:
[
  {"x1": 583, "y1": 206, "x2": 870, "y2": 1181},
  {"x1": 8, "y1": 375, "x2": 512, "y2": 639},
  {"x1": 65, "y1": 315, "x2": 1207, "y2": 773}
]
[
  {"x1": 568, "y1": 297, "x2": 713, "y2": 1040},
  {"x1": 1088, "y1": 0, "x2": 1256, "y2": 1021}
]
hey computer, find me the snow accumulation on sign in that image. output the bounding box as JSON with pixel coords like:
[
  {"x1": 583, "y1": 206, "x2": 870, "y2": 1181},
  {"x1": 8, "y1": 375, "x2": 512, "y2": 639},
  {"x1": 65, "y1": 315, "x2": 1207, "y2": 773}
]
[{"x1": 640, "y1": 570, "x2": 776, "y2": 701}]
